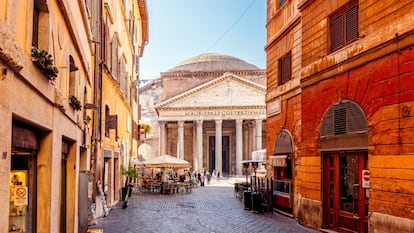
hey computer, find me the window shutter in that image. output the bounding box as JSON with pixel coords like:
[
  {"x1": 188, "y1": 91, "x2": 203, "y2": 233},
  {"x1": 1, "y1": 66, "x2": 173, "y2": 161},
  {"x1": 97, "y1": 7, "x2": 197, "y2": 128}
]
[
  {"x1": 103, "y1": 23, "x2": 107, "y2": 64},
  {"x1": 334, "y1": 108, "x2": 347, "y2": 135},
  {"x1": 346, "y1": 5, "x2": 358, "y2": 43},
  {"x1": 111, "y1": 37, "x2": 118, "y2": 78},
  {"x1": 283, "y1": 55, "x2": 291, "y2": 84},
  {"x1": 279, "y1": 53, "x2": 291, "y2": 85},
  {"x1": 278, "y1": 0, "x2": 287, "y2": 8},
  {"x1": 331, "y1": 15, "x2": 343, "y2": 51}
]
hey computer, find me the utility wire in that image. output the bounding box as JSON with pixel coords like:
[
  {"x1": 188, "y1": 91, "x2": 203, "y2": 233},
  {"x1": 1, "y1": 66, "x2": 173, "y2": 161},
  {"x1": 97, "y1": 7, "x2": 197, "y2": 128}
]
[{"x1": 205, "y1": 0, "x2": 258, "y2": 52}]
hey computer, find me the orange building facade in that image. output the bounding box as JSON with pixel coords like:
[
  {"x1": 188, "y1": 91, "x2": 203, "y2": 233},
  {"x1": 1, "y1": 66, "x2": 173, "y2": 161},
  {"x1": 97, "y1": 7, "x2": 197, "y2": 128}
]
[{"x1": 266, "y1": 0, "x2": 414, "y2": 232}]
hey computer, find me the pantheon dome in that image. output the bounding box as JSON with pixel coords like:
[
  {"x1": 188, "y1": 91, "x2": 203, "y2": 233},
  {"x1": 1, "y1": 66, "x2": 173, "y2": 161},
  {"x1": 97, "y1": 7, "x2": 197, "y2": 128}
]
[{"x1": 166, "y1": 53, "x2": 260, "y2": 73}]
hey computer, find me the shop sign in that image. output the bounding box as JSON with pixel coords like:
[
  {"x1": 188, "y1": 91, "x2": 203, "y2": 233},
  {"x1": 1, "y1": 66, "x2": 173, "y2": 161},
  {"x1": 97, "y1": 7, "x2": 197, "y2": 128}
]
[{"x1": 14, "y1": 186, "x2": 28, "y2": 206}]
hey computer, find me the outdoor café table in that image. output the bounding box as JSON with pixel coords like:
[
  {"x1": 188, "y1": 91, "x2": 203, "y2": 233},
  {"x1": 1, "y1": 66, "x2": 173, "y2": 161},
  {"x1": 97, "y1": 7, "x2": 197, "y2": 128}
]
[
  {"x1": 177, "y1": 182, "x2": 192, "y2": 194},
  {"x1": 161, "y1": 181, "x2": 176, "y2": 194},
  {"x1": 149, "y1": 182, "x2": 161, "y2": 193}
]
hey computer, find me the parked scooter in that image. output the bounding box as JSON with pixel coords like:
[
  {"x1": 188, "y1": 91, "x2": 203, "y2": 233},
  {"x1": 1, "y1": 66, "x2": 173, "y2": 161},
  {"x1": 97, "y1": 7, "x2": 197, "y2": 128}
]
[{"x1": 122, "y1": 183, "x2": 134, "y2": 209}]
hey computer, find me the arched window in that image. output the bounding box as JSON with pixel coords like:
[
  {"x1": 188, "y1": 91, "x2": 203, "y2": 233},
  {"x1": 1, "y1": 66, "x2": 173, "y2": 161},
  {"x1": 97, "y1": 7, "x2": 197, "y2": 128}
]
[
  {"x1": 320, "y1": 100, "x2": 367, "y2": 138},
  {"x1": 320, "y1": 100, "x2": 368, "y2": 150}
]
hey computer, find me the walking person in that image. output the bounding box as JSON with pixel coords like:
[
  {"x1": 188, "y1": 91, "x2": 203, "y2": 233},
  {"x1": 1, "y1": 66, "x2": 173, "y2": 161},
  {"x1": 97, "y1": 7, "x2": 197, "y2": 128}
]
[
  {"x1": 206, "y1": 171, "x2": 211, "y2": 184},
  {"x1": 197, "y1": 172, "x2": 201, "y2": 185}
]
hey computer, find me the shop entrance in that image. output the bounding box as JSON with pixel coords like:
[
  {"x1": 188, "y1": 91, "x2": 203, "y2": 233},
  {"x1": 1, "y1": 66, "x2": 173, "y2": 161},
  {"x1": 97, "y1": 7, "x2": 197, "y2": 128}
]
[
  {"x1": 10, "y1": 152, "x2": 36, "y2": 233},
  {"x1": 323, "y1": 152, "x2": 368, "y2": 233},
  {"x1": 10, "y1": 121, "x2": 39, "y2": 233}
]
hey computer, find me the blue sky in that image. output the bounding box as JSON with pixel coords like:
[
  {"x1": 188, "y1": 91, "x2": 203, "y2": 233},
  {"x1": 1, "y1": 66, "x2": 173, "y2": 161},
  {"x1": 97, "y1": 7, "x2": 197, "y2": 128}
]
[{"x1": 139, "y1": 0, "x2": 266, "y2": 81}]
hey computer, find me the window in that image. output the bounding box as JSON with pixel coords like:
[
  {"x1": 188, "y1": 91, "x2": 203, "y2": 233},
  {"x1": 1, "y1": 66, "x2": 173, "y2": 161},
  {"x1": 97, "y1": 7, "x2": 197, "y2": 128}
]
[
  {"x1": 330, "y1": 1, "x2": 358, "y2": 52},
  {"x1": 103, "y1": 23, "x2": 110, "y2": 67},
  {"x1": 105, "y1": 106, "x2": 110, "y2": 137},
  {"x1": 85, "y1": 0, "x2": 92, "y2": 18},
  {"x1": 69, "y1": 56, "x2": 77, "y2": 97},
  {"x1": 111, "y1": 35, "x2": 118, "y2": 78},
  {"x1": 278, "y1": 0, "x2": 287, "y2": 8},
  {"x1": 278, "y1": 52, "x2": 291, "y2": 85},
  {"x1": 32, "y1": 0, "x2": 49, "y2": 49}
]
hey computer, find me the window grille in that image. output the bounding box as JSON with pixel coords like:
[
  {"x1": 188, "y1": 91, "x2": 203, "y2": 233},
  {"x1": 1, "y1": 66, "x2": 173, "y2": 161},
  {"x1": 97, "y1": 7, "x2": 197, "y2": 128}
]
[{"x1": 321, "y1": 100, "x2": 367, "y2": 138}]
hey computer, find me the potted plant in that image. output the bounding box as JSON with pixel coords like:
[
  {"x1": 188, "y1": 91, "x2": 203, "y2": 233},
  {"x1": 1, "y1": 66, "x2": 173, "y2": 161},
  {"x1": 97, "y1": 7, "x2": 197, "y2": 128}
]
[
  {"x1": 139, "y1": 123, "x2": 151, "y2": 138},
  {"x1": 31, "y1": 47, "x2": 59, "y2": 81},
  {"x1": 120, "y1": 165, "x2": 139, "y2": 201},
  {"x1": 69, "y1": 95, "x2": 82, "y2": 111}
]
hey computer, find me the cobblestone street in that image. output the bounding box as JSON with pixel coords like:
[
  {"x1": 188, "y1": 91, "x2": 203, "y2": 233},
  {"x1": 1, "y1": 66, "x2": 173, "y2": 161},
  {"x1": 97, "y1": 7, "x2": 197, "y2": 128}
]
[{"x1": 88, "y1": 178, "x2": 319, "y2": 233}]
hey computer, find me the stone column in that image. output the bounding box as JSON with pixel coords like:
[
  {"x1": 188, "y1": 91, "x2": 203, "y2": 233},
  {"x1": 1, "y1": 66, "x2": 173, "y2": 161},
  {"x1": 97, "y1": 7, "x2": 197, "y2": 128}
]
[
  {"x1": 177, "y1": 121, "x2": 184, "y2": 159},
  {"x1": 159, "y1": 121, "x2": 166, "y2": 156},
  {"x1": 235, "y1": 119, "x2": 243, "y2": 175},
  {"x1": 243, "y1": 123, "x2": 248, "y2": 160},
  {"x1": 255, "y1": 119, "x2": 263, "y2": 150},
  {"x1": 196, "y1": 120, "x2": 203, "y2": 172},
  {"x1": 215, "y1": 120, "x2": 222, "y2": 175}
]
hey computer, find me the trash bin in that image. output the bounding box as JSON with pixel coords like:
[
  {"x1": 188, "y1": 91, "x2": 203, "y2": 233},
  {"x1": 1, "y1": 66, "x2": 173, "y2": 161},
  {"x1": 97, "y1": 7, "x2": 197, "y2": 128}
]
[
  {"x1": 251, "y1": 192, "x2": 262, "y2": 213},
  {"x1": 243, "y1": 190, "x2": 252, "y2": 210}
]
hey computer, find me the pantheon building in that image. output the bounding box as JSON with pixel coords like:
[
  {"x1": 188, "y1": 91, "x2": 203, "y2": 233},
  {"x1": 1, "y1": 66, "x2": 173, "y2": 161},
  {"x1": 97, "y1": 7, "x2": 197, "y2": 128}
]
[{"x1": 139, "y1": 53, "x2": 266, "y2": 176}]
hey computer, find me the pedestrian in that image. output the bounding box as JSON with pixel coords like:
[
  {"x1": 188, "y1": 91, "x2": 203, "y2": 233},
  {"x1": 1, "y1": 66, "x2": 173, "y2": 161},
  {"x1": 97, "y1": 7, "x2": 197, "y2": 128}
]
[
  {"x1": 206, "y1": 171, "x2": 211, "y2": 184},
  {"x1": 197, "y1": 172, "x2": 201, "y2": 184},
  {"x1": 200, "y1": 173, "x2": 205, "y2": 186},
  {"x1": 217, "y1": 171, "x2": 220, "y2": 180}
]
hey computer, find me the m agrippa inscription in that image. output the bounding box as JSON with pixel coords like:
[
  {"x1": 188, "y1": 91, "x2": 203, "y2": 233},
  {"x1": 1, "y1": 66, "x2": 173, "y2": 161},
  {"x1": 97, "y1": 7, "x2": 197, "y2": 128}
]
[{"x1": 184, "y1": 110, "x2": 266, "y2": 117}]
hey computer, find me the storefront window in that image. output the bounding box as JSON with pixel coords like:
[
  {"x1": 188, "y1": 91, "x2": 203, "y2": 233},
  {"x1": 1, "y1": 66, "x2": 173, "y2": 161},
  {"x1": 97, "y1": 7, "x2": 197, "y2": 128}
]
[{"x1": 9, "y1": 156, "x2": 29, "y2": 232}]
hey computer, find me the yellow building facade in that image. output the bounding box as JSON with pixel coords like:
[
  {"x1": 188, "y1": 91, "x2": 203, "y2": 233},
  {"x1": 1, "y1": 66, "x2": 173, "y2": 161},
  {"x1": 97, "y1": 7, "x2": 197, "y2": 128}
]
[
  {"x1": 93, "y1": 0, "x2": 148, "y2": 218},
  {"x1": 0, "y1": 0, "x2": 94, "y2": 232},
  {"x1": 0, "y1": 0, "x2": 148, "y2": 232}
]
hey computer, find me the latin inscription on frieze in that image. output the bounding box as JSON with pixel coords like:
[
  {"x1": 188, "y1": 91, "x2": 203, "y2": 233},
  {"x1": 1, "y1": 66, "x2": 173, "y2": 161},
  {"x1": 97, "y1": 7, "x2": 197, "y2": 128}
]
[{"x1": 184, "y1": 110, "x2": 265, "y2": 117}]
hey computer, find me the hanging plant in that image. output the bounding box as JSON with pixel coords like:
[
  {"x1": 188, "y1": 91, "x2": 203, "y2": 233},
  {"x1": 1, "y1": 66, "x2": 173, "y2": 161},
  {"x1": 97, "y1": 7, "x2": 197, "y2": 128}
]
[
  {"x1": 69, "y1": 95, "x2": 82, "y2": 111},
  {"x1": 31, "y1": 47, "x2": 59, "y2": 81}
]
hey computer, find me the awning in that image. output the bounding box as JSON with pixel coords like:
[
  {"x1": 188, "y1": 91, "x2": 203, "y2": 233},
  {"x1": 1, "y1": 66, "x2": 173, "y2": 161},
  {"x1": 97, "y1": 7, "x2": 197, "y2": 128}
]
[
  {"x1": 252, "y1": 149, "x2": 266, "y2": 163},
  {"x1": 269, "y1": 155, "x2": 287, "y2": 167}
]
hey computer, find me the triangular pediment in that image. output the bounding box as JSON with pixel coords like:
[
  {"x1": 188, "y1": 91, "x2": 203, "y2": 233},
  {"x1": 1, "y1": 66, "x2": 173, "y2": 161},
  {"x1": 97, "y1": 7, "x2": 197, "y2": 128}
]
[{"x1": 155, "y1": 73, "x2": 266, "y2": 110}]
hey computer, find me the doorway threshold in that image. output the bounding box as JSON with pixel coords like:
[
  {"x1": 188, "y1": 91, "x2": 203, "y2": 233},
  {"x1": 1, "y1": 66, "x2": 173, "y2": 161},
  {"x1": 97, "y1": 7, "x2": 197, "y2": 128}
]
[
  {"x1": 320, "y1": 229, "x2": 337, "y2": 233},
  {"x1": 273, "y1": 208, "x2": 294, "y2": 218}
]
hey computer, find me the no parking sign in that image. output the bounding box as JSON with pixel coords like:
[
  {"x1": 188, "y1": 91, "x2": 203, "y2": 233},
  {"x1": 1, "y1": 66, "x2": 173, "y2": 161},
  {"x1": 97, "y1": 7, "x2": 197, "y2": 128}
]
[{"x1": 362, "y1": 170, "x2": 370, "y2": 188}]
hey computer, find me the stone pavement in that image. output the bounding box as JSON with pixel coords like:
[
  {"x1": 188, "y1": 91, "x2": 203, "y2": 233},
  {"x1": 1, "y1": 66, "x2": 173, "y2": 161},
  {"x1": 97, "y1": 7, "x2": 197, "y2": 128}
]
[{"x1": 88, "y1": 177, "x2": 319, "y2": 233}]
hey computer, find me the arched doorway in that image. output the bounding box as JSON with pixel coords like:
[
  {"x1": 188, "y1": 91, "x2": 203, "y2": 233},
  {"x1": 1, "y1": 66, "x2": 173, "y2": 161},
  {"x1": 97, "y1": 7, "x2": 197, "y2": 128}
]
[
  {"x1": 320, "y1": 100, "x2": 368, "y2": 233},
  {"x1": 270, "y1": 129, "x2": 293, "y2": 214}
]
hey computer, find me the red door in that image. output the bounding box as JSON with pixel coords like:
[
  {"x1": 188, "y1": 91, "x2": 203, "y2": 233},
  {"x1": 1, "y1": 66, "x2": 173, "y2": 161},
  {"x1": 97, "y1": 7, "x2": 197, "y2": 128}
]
[{"x1": 323, "y1": 152, "x2": 368, "y2": 233}]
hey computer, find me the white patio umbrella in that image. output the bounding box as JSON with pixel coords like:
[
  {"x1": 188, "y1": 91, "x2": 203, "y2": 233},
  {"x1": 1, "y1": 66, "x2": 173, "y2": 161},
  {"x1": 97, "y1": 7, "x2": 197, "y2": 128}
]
[{"x1": 143, "y1": 154, "x2": 190, "y2": 169}]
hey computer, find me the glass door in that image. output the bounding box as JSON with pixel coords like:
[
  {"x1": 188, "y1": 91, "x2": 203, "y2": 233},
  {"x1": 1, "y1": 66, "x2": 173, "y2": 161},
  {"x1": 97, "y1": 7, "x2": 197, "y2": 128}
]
[{"x1": 323, "y1": 152, "x2": 367, "y2": 233}]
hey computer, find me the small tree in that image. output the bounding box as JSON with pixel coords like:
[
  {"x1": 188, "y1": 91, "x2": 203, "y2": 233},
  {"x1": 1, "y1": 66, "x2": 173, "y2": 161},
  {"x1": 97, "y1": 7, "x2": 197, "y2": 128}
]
[
  {"x1": 121, "y1": 165, "x2": 139, "y2": 187},
  {"x1": 139, "y1": 123, "x2": 151, "y2": 138}
]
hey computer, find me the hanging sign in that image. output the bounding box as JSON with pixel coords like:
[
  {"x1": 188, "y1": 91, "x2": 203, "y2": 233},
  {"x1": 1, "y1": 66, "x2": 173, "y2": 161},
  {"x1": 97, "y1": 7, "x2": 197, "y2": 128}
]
[
  {"x1": 362, "y1": 169, "x2": 370, "y2": 188},
  {"x1": 14, "y1": 186, "x2": 28, "y2": 206}
]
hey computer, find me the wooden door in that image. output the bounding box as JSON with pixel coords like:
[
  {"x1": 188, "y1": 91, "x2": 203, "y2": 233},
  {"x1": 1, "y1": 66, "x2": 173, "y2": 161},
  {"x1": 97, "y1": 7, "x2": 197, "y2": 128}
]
[{"x1": 323, "y1": 152, "x2": 367, "y2": 233}]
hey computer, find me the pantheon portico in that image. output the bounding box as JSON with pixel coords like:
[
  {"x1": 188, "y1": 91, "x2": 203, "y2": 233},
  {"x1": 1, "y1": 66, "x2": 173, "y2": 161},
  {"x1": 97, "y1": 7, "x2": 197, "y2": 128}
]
[{"x1": 139, "y1": 53, "x2": 266, "y2": 175}]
